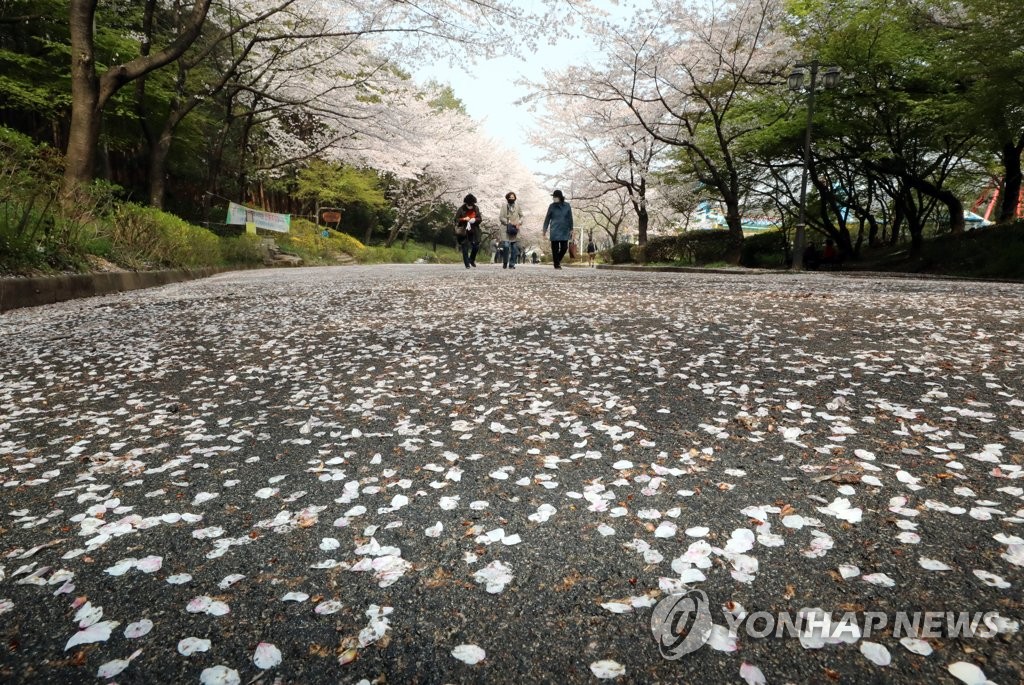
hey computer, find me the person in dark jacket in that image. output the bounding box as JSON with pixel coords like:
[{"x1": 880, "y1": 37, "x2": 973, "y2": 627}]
[
  {"x1": 542, "y1": 189, "x2": 573, "y2": 269},
  {"x1": 454, "y1": 194, "x2": 482, "y2": 268}
]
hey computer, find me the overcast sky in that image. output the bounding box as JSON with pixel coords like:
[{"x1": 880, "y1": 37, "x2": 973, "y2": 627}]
[{"x1": 414, "y1": 1, "x2": 637, "y2": 184}]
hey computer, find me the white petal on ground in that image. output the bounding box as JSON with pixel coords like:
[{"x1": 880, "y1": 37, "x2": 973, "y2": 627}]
[
  {"x1": 191, "y1": 492, "x2": 219, "y2": 506},
  {"x1": 199, "y1": 665, "x2": 241, "y2": 685},
  {"x1": 862, "y1": 573, "x2": 896, "y2": 587},
  {"x1": 528, "y1": 503, "x2": 557, "y2": 523},
  {"x1": 972, "y1": 570, "x2": 1011, "y2": 588},
  {"x1": 918, "y1": 558, "x2": 952, "y2": 571},
  {"x1": 96, "y1": 649, "x2": 141, "y2": 679},
  {"x1": 473, "y1": 560, "x2": 513, "y2": 593},
  {"x1": 817, "y1": 497, "x2": 863, "y2": 524},
  {"x1": 104, "y1": 558, "x2": 137, "y2": 576},
  {"x1": 135, "y1": 555, "x2": 162, "y2": 573},
  {"x1": 590, "y1": 660, "x2": 626, "y2": 679},
  {"x1": 654, "y1": 521, "x2": 677, "y2": 538},
  {"x1": 451, "y1": 644, "x2": 486, "y2": 665},
  {"x1": 947, "y1": 662, "x2": 988, "y2": 684},
  {"x1": 425, "y1": 522, "x2": 443, "y2": 537},
  {"x1": 281, "y1": 592, "x2": 309, "y2": 602},
  {"x1": 899, "y1": 637, "x2": 933, "y2": 656},
  {"x1": 253, "y1": 642, "x2": 283, "y2": 669},
  {"x1": 600, "y1": 602, "x2": 633, "y2": 614},
  {"x1": 708, "y1": 624, "x2": 738, "y2": 652},
  {"x1": 166, "y1": 573, "x2": 192, "y2": 585},
  {"x1": 685, "y1": 526, "x2": 709, "y2": 537},
  {"x1": 740, "y1": 662, "x2": 767, "y2": 685},
  {"x1": 218, "y1": 573, "x2": 245, "y2": 589},
  {"x1": 860, "y1": 641, "x2": 891, "y2": 666},
  {"x1": 124, "y1": 619, "x2": 153, "y2": 639},
  {"x1": 314, "y1": 599, "x2": 344, "y2": 614},
  {"x1": 177, "y1": 637, "x2": 212, "y2": 656},
  {"x1": 65, "y1": 620, "x2": 118, "y2": 651}
]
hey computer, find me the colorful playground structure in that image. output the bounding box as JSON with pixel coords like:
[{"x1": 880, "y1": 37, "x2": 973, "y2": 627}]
[{"x1": 972, "y1": 183, "x2": 1024, "y2": 223}]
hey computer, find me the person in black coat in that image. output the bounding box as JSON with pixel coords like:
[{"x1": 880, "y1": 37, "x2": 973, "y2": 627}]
[{"x1": 454, "y1": 194, "x2": 482, "y2": 268}]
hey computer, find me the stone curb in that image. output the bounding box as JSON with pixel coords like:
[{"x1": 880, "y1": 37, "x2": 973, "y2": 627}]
[
  {"x1": 595, "y1": 264, "x2": 1023, "y2": 284},
  {"x1": 0, "y1": 266, "x2": 248, "y2": 313},
  {"x1": 595, "y1": 264, "x2": 772, "y2": 275}
]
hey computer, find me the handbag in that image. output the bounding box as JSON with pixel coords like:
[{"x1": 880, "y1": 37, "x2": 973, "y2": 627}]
[
  {"x1": 506, "y1": 223, "x2": 519, "y2": 238},
  {"x1": 568, "y1": 242, "x2": 577, "y2": 259}
]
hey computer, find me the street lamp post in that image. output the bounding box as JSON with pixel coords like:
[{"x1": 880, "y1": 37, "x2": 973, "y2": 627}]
[{"x1": 789, "y1": 60, "x2": 841, "y2": 270}]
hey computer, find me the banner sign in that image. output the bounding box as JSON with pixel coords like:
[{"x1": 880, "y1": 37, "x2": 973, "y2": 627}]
[{"x1": 226, "y1": 202, "x2": 290, "y2": 233}]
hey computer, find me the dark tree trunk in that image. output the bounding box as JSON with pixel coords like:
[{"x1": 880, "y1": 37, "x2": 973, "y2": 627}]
[
  {"x1": 63, "y1": 0, "x2": 212, "y2": 205},
  {"x1": 63, "y1": 0, "x2": 101, "y2": 203},
  {"x1": 999, "y1": 140, "x2": 1023, "y2": 223},
  {"x1": 636, "y1": 207, "x2": 649, "y2": 246},
  {"x1": 867, "y1": 215, "x2": 880, "y2": 248},
  {"x1": 723, "y1": 200, "x2": 744, "y2": 265}
]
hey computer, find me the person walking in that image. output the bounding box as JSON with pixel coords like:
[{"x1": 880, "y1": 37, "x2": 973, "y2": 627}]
[
  {"x1": 542, "y1": 189, "x2": 573, "y2": 269},
  {"x1": 454, "y1": 194, "x2": 482, "y2": 268},
  {"x1": 499, "y1": 191, "x2": 524, "y2": 270},
  {"x1": 586, "y1": 236, "x2": 597, "y2": 266}
]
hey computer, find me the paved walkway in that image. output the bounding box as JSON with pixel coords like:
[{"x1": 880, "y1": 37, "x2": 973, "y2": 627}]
[{"x1": 1, "y1": 265, "x2": 1022, "y2": 684}]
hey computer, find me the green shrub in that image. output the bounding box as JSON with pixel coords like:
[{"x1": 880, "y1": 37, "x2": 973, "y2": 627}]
[
  {"x1": 640, "y1": 236, "x2": 678, "y2": 263},
  {"x1": 917, "y1": 222, "x2": 1024, "y2": 279},
  {"x1": 608, "y1": 242, "x2": 633, "y2": 264},
  {"x1": 102, "y1": 203, "x2": 221, "y2": 268},
  {"x1": 220, "y1": 233, "x2": 263, "y2": 265},
  {"x1": 678, "y1": 230, "x2": 732, "y2": 264},
  {"x1": 740, "y1": 229, "x2": 788, "y2": 268}
]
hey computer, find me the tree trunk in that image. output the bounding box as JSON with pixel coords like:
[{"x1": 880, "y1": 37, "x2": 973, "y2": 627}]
[
  {"x1": 636, "y1": 207, "x2": 649, "y2": 246},
  {"x1": 998, "y1": 141, "x2": 1023, "y2": 223},
  {"x1": 867, "y1": 215, "x2": 880, "y2": 248},
  {"x1": 62, "y1": 0, "x2": 213, "y2": 205},
  {"x1": 63, "y1": 0, "x2": 101, "y2": 203},
  {"x1": 147, "y1": 128, "x2": 173, "y2": 208},
  {"x1": 723, "y1": 200, "x2": 743, "y2": 265}
]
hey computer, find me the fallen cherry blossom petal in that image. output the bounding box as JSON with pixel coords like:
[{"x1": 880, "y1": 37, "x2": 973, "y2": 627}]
[
  {"x1": 451, "y1": 644, "x2": 486, "y2": 665},
  {"x1": 199, "y1": 665, "x2": 240, "y2": 685},
  {"x1": 253, "y1": 642, "x2": 282, "y2": 669},
  {"x1": 860, "y1": 641, "x2": 891, "y2": 666},
  {"x1": 177, "y1": 637, "x2": 212, "y2": 656},
  {"x1": 590, "y1": 660, "x2": 626, "y2": 679},
  {"x1": 124, "y1": 619, "x2": 153, "y2": 639},
  {"x1": 65, "y1": 620, "x2": 118, "y2": 651},
  {"x1": 740, "y1": 662, "x2": 767, "y2": 685},
  {"x1": 948, "y1": 661, "x2": 988, "y2": 684}
]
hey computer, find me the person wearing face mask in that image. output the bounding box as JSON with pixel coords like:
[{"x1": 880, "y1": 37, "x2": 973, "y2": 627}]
[
  {"x1": 454, "y1": 193, "x2": 482, "y2": 268},
  {"x1": 498, "y1": 191, "x2": 524, "y2": 269},
  {"x1": 542, "y1": 189, "x2": 573, "y2": 269}
]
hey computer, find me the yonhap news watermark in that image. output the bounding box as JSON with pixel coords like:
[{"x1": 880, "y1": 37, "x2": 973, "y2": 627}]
[{"x1": 651, "y1": 590, "x2": 1020, "y2": 659}]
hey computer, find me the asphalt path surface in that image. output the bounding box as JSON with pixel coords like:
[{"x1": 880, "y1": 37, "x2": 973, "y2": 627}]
[{"x1": 1, "y1": 264, "x2": 1022, "y2": 684}]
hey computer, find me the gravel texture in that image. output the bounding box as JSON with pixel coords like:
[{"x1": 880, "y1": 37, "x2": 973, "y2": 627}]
[{"x1": 0, "y1": 264, "x2": 1022, "y2": 684}]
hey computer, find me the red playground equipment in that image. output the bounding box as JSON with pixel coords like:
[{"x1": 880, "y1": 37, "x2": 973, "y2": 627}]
[{"x1": 972, "y1": 182, "x2": 1024, "y2": 222}]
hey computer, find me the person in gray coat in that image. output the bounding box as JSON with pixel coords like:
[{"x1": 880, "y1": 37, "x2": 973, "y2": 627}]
[
  {"x1": 498, "y1": 191, "x2": 524, "y2": 269},
  {"x1": 542, "y1": 189, "x2": 573, "y2": 269}
]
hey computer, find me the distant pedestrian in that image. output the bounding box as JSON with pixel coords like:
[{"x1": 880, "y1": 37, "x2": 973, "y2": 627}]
[
  {"x1": 454, "y1": 194, "x2": 482, "y2": 268},
  {"x1": 542, "y1": 189, "x2": 573, "y2": 269},
  {"x1": 586, "y1": 237, "x2": 597, "y2": 266},
  {"x1": 499, "y1": 191, "x2": 524, "y2": 270}
]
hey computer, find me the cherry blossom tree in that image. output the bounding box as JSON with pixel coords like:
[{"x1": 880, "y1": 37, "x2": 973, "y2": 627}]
[
  {"x1": 62, "y1": 0, "x2": 580, "y2": 207},
  {"x1": 555, "y1": 0, "x2": 792, "y2": 262}
]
